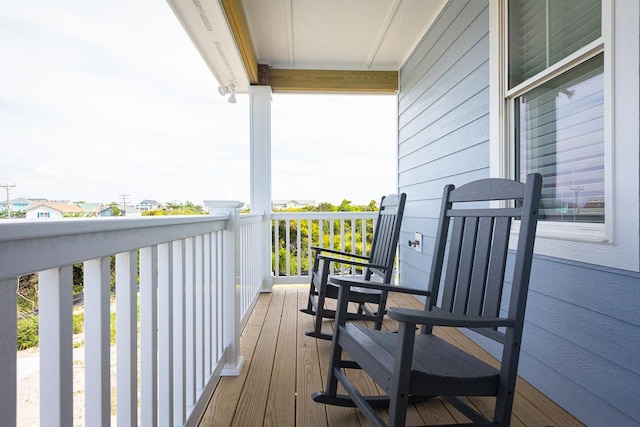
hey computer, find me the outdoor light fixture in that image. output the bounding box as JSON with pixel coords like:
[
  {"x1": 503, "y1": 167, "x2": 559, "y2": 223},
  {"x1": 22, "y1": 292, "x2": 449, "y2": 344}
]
[{"x1": 218, "y1": 84, "x2": 237, "y2": 104}]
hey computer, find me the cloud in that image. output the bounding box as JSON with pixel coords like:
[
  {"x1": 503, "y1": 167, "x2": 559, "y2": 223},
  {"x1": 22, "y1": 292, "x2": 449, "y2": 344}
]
[{"x1": 1, "y1": 1, "x2": 396, "y2": 207}]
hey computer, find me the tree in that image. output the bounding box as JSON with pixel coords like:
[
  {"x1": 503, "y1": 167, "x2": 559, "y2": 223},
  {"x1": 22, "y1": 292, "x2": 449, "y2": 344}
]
[
  {"x1": 143, "y1": 201, "x2": 206, "y2": 216},
  {"x1": 108, "y1": 202, "x2": 123, "y2": 216},
  {"x1": 272, "y1": 200, "x2": 379, "y2": 275}
]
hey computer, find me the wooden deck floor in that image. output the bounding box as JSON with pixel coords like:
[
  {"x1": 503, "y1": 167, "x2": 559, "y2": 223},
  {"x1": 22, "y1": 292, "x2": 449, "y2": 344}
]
[{"x1": 198, "y1": 286, "x2": 584, "y2": 427}]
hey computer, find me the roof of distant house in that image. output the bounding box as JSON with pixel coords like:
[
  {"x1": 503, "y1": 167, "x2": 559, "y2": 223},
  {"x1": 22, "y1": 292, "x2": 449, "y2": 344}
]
[
  {"x1": 27, "y1": 201, "x2": 84, "y2": 214},
  {"x1": 74, "y1": 202, "x2": 103, "y2": 213}
]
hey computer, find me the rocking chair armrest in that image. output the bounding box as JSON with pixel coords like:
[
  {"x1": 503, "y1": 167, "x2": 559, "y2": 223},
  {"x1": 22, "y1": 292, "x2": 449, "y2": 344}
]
[
  {"x1": 388, "y1": 307, "x2": 516, "y2": 328},
  {"x1": 311, "y1": 246, "x2": 369, "y2": 260},
  {"x1": 318, "y1": 254, "x2": 388, "y2": 270},
  {"x1": 329, "y1": 277, "x2": 431, "y2": 297}
]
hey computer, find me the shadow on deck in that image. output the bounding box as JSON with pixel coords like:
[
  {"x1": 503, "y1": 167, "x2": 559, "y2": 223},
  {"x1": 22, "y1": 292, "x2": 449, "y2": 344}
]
[{"x1": 198, "y1": 286, "x2": 584, "y2": 426}]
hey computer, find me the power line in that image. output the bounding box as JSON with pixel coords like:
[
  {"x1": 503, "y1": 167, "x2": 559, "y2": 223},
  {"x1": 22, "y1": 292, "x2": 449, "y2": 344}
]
[{"x1": 1, "y1": 182, "x2": 16, "y2": 219}]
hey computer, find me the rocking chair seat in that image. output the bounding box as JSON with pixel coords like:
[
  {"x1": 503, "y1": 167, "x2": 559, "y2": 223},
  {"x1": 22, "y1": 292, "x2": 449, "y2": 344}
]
[{"x1": 338, "y1": 323, "x2": 500, "y2": 396}]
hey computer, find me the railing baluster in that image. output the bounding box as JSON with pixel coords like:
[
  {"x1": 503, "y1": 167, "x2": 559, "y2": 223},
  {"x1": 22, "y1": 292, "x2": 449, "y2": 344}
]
[
  {"x1": 158, "y1": 242, "x2": 174, "y2": 426},
  {"x1": 203, "y1": 233, "x2": 212, "y2": 376},
  {"x1": 84, "y1": 257, "x2": 111, "y2": 426},
  {"x1": 307, "y1": 219, "x2": 313, "y2": 277},
  {"x1": 172, "y1": 239, "x2": 186, "y2": 425},
  {"x1": 285, "y1": 219, "x2": 291, "y2": 277},
  {"x1": 214, "y1": 232, "x2": 224, "y2": 360},
  {"x1": 0, "y1": 278, "x2": 17, "y2": 426},
  {"x1": 195, "y1": 235, "x2": 204, "y2": 393},
  {"x1": 185, "y1": 237, "x2": 196, "y2": 409},
  {"x1": 39, "y1": 266, "x2": 73, "y2": 427},
  {"x1": 351, "y1": 218, "x2": 356, "y2": 273},
  {"x1": 296, "y1": 219, "x2": 302, "y2": 277},
  {"x1": 116, "y1": 251, "x2": 138, "y2": 426},
  {"x1": 340, "y1": 219, "x2": 346, "y2": 275},
  {"x1": 273, "y1": 219, "x2": 280, "y2": 278},
  {"x1": 140, "y1": 246, "x2": 158, "y2": 427}
]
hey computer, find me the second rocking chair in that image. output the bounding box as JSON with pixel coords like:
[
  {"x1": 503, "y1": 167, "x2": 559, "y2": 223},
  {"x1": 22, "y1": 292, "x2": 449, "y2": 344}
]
[{"x1": 300, "y1": 193, "x2": 406, "y2": 340}]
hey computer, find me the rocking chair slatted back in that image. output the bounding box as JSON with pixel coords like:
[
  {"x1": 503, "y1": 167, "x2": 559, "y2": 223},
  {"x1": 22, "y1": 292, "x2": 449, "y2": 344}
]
[
  {"x1": 367, "y1": 195, "x2": 404, "y2": 282},
  {"x1": 427, "y1": 175, "x2": 542, "y2": 343}
]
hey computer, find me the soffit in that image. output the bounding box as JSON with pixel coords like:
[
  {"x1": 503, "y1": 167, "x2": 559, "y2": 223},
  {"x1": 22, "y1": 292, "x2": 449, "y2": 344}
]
[{"x1": 168, "y1": 0, "x2": 447, "y2": 92}]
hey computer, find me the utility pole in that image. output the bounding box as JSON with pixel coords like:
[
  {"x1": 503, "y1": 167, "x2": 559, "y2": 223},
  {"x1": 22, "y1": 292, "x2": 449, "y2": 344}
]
[
  {"x1": 1, "y1": 182, "x2": 16, "y2": 219},
  {"x1": 119, "y1": 193, "x2": 130, "y2": 217}
]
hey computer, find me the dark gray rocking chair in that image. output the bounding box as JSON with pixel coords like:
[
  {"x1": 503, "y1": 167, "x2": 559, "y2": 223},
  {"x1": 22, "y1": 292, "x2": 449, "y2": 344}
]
[
  {"x1": 300, "y1": 193, "x2": 406, "y2": 340},
  {"x1": 313, "y1": 173, "x2": 543, "y2": 426}
]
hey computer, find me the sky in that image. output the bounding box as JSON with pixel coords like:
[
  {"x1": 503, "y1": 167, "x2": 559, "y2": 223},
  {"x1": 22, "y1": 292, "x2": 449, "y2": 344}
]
[{"x1": 0, "y1": 0, "x2": 397, "y2": 207}]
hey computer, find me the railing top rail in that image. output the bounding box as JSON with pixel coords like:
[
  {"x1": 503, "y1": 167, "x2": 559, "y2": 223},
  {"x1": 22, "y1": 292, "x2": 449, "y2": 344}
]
[
  {"x1": 239, "y1": 212, "x2": 264, "y2": 224},
  {"x1": 271, "y1": 211, "x2": 378, "y2": 220},
  {"x1": 0, "y1": 215, "x2": 229, "y2": 280},
  {"x1": 0, "y1": 215, "x2": 229, "y2": 242}
]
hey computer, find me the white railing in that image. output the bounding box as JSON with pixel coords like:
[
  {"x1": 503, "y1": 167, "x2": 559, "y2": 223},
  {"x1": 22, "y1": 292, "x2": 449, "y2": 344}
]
[
  {"x1": 0, "y1": 202, "x2": 263, "y2": 427},
  {"x1": 271, "y1": 211, "x2": 378, "y2": 284},
  {"x1": 238, "y1": 213, "x2": 264, "y2": 325}
]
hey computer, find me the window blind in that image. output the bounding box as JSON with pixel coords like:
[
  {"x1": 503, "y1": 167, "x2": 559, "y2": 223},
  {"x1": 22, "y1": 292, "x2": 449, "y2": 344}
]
[
  {"x1": 509, "y1": 0, "x2": 602, "y2": 89},
  {"x1": 515, "y1": 55, "x2": 604, "y2": 222}
]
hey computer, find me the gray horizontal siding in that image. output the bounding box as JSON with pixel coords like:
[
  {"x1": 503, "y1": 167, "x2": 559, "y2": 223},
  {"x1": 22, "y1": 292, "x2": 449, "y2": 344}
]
[
  {"x1": 471, "y1": 255, "x2": 640, "y2": 426},
  {"x1": 396, "y1": 0, "x2": 640, "y2": 425},
  {"x1": 397, "y1": 0, "x2": 490, "y2": 289}
]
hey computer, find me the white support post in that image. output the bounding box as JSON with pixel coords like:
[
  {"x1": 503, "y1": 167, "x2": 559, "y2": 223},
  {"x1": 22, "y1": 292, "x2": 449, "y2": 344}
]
[
  {"x1": 39, "y1": 266, "x2": 73, "y2": 427},
  {"x1": 204, "y1": 201, "x2": 244, "y2": 376},
  {"x1": 0, "y1": 278, "x2": 17, "y2": 426},
  {"x1": 84, "y1": 257, "x2": 111, "y2": 427},
  {"x1": 249, "y1": 85, "x2": 273, "y2": 291}
]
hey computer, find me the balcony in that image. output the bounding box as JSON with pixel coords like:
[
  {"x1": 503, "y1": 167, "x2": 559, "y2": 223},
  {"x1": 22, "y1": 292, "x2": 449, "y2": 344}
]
[
  {"x1": 1, "y1": 208, "x2": 580, "y2": 426},
  {"x1": 202, "y1": 286, "x2": 584, "y2": 426}
]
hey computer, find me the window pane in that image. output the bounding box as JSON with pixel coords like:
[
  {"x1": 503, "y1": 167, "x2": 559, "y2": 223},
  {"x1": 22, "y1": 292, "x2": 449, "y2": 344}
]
[
  {"x1": 509, "y1": 0, "x2": 601, "y2": 88},
  {"x1": 515, "y1": 54, "x2": 604, "y2": 223}
]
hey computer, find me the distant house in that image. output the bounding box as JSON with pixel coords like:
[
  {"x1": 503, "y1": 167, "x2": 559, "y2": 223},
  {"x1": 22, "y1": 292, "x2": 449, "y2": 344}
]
[
  {"x1": 124, "y1": 205, "x2": 142, "y2": 217},
  {"x1": 26, "y1": 202, "x2": 84, "y2": 219},
  {"x1": 272, "y1": 199, "x2": 315, "y2": 210},
  {"x1": 74, "y1": 202, "x2": 103, "y2": 217},
  {"x1": 136, "y1": 199, "x2": 163, "y2": 212},
  {"x1": 98, "y1": 206, "x2": 117, "y2": 217},
  {"x1": 0, "y1": 197, "x2": 32, "y2": 212}
]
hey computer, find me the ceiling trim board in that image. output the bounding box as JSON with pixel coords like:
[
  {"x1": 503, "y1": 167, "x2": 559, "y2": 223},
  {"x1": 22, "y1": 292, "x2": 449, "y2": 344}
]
[
  {"x1": 220, "y1": 0, "x2": 258, "y2": 84},
  {"x1": 268, "y1": 69, "x2": 398, "y2": 93}
]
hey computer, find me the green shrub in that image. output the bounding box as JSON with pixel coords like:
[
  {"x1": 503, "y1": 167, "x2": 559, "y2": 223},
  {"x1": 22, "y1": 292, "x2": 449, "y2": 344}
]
[
  {"x1": 17, "y1": 316, "x2": 39, "y2": 350},
  {"x1": 17, "y1": 311, "x2": 85, "y2": 350}
]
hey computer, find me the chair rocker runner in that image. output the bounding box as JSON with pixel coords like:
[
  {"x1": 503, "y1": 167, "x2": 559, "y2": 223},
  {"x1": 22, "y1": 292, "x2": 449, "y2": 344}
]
[
  {"x1": 313, "y1": 174, "x2": 543, "y2": 427},
  {"x1": 300, "y1": 193, "x2": 406, "y2": 340}
]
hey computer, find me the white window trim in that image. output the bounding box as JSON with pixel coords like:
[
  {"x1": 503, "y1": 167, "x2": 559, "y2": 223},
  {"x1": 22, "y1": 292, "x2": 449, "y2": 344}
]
[{"x1": 489, "y1": 0, "x2": 640, "y2": 272}]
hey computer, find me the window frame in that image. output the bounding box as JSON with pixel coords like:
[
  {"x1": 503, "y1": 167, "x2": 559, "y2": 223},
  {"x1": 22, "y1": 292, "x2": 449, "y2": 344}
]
[{"x1": 489, "y1": 0, "x2": 640, "y2": 271}]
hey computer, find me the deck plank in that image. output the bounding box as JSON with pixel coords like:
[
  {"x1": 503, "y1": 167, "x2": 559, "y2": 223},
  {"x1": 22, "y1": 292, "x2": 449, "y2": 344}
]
[
  {"x1": 296, "y1": 291, "x2": 329, "y2": 426},
  {"x1": 264, "y1": 290, "x2": 298, "y2": 426},
  {"x1": 199, "y1": 292, "x2": 272, "y2": 426},
  {"x1": 231, "y1": 291, "x2": 285, "y2": 426},
  {"x1": 198, "y1": 286, "x2": 584, "y2": 427}
]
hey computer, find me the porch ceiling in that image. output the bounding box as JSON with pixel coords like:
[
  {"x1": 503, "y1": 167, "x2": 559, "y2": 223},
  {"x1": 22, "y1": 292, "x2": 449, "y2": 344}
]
[{"x1": 167, "y1": 0, "x2": 447, "y2": 93}]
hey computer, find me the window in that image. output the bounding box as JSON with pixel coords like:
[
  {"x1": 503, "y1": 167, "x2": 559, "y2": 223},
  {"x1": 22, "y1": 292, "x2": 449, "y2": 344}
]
[{"x1": 506, "y1": 0, "x2": 604, "y2": 224}]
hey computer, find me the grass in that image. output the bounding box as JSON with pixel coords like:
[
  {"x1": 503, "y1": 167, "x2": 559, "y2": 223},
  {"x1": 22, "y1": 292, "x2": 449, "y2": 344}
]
[
  {"x1": 17, "y1": 296, "x2": 140, "y2": 351},
  {"x1": 17, "y1": 311, "x2": 84, "y2": 351}
]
